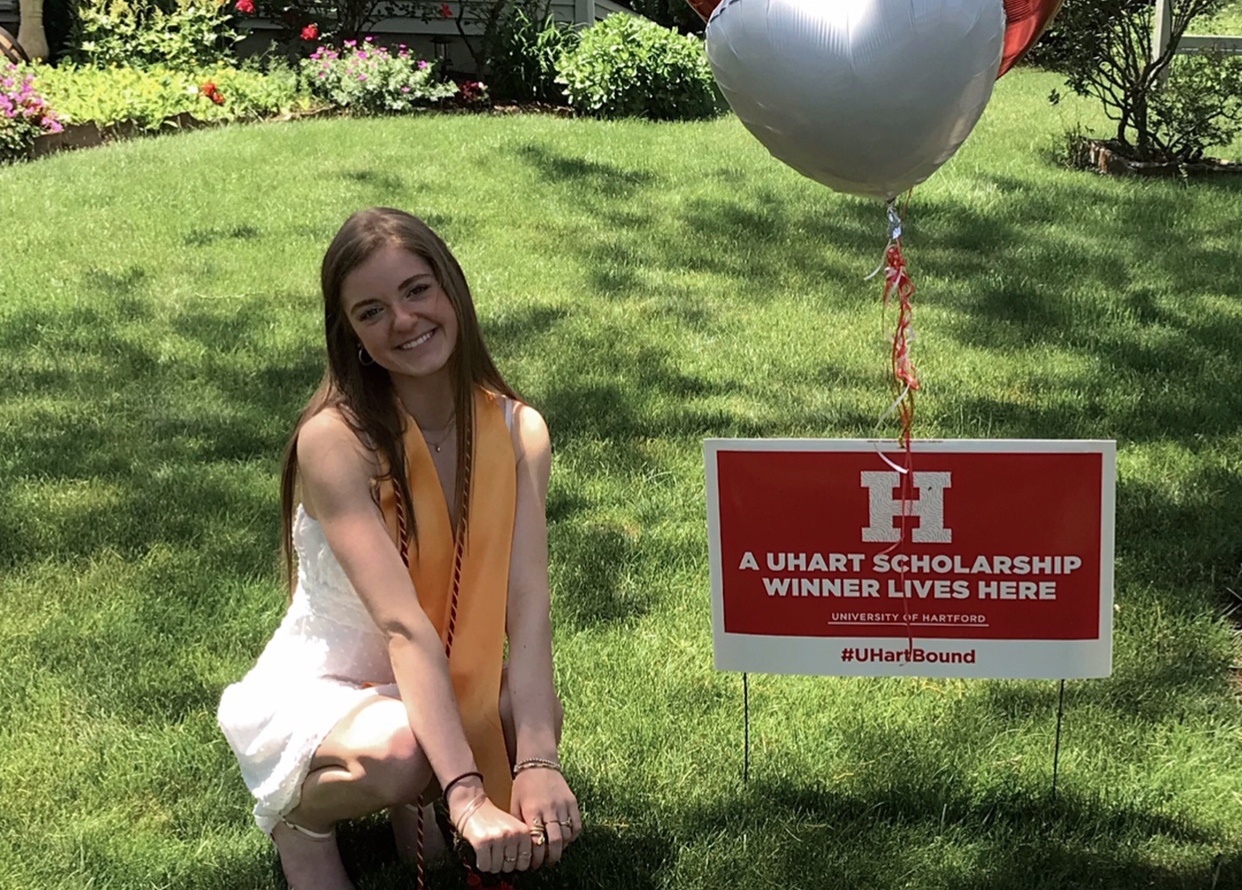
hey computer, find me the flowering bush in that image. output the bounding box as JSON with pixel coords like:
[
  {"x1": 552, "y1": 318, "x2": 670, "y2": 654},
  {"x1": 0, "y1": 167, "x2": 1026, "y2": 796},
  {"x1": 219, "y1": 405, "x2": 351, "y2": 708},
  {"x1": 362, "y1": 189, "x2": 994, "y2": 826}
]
[
  {"x1": 200, "y1": 81, "x2": 226, "y2": 105},
  {"x1": 300, "y1": 39, "x2": 457, "y2": 114},
  {"x1": 71, "y1": 0, "x2": 241, "y2": 71},
  {"x1": 456, "y1": 79, "x2": 489, "y2": 106},
  {"x1": 1, "y1": 64, "x2": 63, "y2": 162}
]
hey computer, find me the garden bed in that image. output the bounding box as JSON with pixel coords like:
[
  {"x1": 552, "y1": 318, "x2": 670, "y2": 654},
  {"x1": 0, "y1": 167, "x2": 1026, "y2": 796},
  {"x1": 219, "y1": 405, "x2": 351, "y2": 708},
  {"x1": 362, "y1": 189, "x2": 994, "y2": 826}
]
[
  {"x1": 1073, "y1": 137, "x2": 1242, "y2": 178},
  {"x1": 21, "y1": 102, "x2": 572, "y2": 161}
]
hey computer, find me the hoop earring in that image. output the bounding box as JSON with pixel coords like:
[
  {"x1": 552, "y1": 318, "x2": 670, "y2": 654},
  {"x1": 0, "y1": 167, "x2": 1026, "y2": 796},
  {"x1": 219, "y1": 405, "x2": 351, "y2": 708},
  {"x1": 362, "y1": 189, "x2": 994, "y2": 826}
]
[{"x1": 358, "y1": 345, "x2": 375, "y2": 366}]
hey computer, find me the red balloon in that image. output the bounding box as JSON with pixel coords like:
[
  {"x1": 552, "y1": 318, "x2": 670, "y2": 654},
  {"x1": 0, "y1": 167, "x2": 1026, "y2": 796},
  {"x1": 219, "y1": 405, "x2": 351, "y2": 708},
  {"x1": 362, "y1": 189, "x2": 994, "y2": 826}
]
[
  {"x1": 999, "y1": 0, "x2": 1063, "y2": 76},
  {"x1": 688, "y1": 0, "x2": 1062, "y2": 79},
  {"x1": 685, "y1": 0, "x2": 721, "y2": 20}
]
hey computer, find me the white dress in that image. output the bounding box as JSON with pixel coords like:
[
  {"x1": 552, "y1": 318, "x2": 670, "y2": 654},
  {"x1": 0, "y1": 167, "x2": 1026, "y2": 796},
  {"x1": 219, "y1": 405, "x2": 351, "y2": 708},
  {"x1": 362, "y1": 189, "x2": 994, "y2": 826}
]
[{"x1": 217, "y1": 505, "x2": 398, "y2": 835}]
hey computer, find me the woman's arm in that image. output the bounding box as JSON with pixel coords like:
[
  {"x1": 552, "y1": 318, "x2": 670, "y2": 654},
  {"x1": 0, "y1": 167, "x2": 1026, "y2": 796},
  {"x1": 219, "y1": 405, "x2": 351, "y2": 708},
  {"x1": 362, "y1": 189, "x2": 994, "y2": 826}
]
[
  {"x1": 297, "y1": 409, "x2": 530, "y2": 869},
  {"x1": 504, "y1": 403, "x2": 581, "y2": 865}
]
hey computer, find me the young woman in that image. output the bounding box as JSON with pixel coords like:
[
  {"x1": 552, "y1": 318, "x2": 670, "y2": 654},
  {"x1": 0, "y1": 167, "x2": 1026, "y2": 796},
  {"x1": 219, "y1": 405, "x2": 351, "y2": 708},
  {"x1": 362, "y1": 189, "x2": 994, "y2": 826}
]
[{"x1": 218, "y1": 208, "x2": 580, "y2": 890}]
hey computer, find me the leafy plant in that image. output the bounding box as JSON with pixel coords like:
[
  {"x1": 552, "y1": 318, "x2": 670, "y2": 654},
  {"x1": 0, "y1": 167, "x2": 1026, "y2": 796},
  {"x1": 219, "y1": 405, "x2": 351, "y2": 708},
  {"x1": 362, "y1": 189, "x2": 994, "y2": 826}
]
[
  {"x1": 556, "y1": 13, "x2": 722, "y2": 121},
  {"x1": 1042, "y1": 0, "x2": 1242, "y2": 162},
  {"x1": 69, "y1": 0, "x2": 241, "y2": 71},
  {"x1": 486, "y1": 7, "x2": 577, "y2": 104},
  {"x1": 29, "y1": 61, "x2": 314, "y2": 128},
  {"x1": 1147, "y1": 50, "x2": 1242, "y2": 161},
  {"x1": 0, "y1": 62, "x2": 63, "y2": 162},
  {"x1": 300, "y1": 38, "x2": 457, "y2": 113}
]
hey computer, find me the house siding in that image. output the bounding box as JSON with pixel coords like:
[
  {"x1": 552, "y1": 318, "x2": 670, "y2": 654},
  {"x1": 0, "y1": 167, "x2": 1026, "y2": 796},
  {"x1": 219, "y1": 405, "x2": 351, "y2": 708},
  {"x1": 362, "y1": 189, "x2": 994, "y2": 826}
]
[
  {"x1": 0, "y1": 0, "x2": 634, "y2": 69},
  {"x1": 0, "y1": 0, "x2": 18, "y2": 34}
]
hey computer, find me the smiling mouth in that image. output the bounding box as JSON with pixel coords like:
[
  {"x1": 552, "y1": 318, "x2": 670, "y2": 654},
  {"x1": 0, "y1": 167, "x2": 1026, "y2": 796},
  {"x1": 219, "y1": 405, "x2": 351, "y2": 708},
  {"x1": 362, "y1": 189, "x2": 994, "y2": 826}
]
[{"x1": 397, "y1": 329, "x2": 435, "y2": 350}]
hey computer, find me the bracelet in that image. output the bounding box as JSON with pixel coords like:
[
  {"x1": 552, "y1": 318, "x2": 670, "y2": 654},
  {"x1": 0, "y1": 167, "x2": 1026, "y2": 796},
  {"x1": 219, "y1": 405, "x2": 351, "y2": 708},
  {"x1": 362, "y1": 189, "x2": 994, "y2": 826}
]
[
  {"x1": 452, "y1": 792, "x2": 488, "y2": 837},
  {"x1": 513, "y1": 757, "x2": 562, "y2": 777},
  {"x1": 442, "y1": 769, "x2": 483, "y2": 799}
]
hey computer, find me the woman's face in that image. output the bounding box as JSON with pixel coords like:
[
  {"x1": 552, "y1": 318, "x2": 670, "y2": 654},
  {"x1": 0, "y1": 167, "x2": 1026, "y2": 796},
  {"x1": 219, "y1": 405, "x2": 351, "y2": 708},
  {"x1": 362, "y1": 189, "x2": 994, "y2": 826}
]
[{"x1": 340, "y1": 244, "x2": 459, "y2": 384}]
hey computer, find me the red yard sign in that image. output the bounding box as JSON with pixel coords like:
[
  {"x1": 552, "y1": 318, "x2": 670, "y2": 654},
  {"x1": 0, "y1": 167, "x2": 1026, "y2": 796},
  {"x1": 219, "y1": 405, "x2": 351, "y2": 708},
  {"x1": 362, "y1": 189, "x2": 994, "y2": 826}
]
[{"x1": 705, "y1": 440, "x2": 1115, "y2": 678}]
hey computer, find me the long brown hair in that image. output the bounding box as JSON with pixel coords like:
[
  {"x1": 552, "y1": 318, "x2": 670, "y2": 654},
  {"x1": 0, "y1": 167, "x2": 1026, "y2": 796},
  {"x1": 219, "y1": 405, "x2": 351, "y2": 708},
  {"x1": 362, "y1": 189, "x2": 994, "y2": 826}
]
[{"x1": 279, "y1": 208, "x2": 518, "y2": 594}]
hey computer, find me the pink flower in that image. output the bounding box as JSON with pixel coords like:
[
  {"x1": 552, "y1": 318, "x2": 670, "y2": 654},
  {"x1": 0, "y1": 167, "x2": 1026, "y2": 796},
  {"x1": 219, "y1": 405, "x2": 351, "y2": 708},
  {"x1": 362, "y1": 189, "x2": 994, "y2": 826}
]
[
  {"x1": 235, "y1": 0, "x2": 254, "y2": 13},
  {"x1": 301, "y1": 23, "x2": 319, "y2": 40}
]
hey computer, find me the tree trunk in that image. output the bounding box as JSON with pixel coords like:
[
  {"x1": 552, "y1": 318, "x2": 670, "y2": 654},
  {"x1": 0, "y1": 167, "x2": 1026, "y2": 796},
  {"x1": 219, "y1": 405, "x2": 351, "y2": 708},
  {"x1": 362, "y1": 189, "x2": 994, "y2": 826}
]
[{"x1": 18, "y1": 0, "x2": 49, "y2": 61}]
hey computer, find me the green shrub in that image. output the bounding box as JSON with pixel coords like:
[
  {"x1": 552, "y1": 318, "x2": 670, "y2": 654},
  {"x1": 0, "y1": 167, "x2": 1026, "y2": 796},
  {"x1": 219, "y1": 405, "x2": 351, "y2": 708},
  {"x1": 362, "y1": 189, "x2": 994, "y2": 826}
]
[
  {"x1": 1039, "y1": 0, "x2": 1242, "y2": 162},
  {"x1": 1146, "y1": 51, "x2": 1242, "y2": 162},
  {"x1": 487, "y1": 8, "x2": 578, "y2": 104},
  {"x1": 29, "y1": 62, "x2": 313, "y2": 129},
  {"x1": 1, "y1": 63, "x2": 64, "y2": 163},
  {"x1": 69, "y1": 0, "x2": 241, "y2": 71},
  {"x1": 300, "y1": 39, "x2": 457, "y2": 114},
  {"x1": 557, "y1": 14, "x2": 722, "y2": 120}
]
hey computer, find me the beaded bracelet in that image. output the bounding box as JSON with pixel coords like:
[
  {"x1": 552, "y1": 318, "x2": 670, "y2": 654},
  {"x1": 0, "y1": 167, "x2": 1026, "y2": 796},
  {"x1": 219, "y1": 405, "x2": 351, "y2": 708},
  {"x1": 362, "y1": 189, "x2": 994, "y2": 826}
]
[{"x1": 512, "y1": 757, "x2": 562, "y2": 777}]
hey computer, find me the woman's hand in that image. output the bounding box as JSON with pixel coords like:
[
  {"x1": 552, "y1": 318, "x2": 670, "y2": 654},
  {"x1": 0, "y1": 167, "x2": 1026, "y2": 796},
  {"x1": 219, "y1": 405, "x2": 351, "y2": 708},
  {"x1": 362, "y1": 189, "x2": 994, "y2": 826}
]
[
  {"x1": 510, "y1": 768, "x2": 581, "y2": 868},
  {"x1": 455, "y1": 796, "x2": 534, "y2": 873}
]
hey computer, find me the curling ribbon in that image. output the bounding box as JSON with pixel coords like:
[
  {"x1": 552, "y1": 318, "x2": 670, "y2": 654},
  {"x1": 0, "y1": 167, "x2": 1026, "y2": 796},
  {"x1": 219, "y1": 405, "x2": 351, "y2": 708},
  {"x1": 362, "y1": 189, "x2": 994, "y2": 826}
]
[
  {"x1": 867, "y1": 197, "x2": 921, "y2": 653},
  {"x1": 883, "y1": 246, "x2": 919, "y2": 450}
]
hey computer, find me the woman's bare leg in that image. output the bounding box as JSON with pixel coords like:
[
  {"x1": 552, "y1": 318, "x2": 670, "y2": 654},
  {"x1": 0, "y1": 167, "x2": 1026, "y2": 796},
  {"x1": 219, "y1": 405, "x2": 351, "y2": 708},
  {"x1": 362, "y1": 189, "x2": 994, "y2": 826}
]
[{"x1": 274, "y1": 695, "x2": 433, "y2": 890}]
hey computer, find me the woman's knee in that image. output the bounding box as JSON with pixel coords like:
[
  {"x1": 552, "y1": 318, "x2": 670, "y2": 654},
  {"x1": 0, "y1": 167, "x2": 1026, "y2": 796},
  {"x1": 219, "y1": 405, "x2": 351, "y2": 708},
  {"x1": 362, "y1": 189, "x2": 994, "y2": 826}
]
[
  {"x1": 352, "y1": 724, "x2": 428, "y2": 804},
  {"x1": 318, "y1": 698, "x2": 430, "y2": 806}
]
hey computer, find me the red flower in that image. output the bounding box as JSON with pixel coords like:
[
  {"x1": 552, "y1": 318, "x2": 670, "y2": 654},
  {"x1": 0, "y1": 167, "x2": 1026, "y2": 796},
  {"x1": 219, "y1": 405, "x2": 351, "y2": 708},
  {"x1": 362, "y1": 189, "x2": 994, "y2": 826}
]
[
  {"x1": 211, "y1": 92, "x2": 225, "y2": 105},
  {"x1": 200, "y1": 81, "x2": 217, "y2": 95},
  {"x1": 234, "y1": 0, "x2": 254, "y2": 12},
  {"x1": 440, "y1": 2, "x2": 452, "y2": 17},
  {"x1": 301, "y1": 23, "x2": 319, "y2": 40}
]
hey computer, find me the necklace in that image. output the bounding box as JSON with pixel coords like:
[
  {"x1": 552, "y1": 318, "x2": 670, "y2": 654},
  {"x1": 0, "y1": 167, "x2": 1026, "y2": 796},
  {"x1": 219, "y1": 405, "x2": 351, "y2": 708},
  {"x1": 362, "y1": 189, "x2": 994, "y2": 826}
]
[{"x1": 419, "y1": 413, "x2": 456, "y2": 453}]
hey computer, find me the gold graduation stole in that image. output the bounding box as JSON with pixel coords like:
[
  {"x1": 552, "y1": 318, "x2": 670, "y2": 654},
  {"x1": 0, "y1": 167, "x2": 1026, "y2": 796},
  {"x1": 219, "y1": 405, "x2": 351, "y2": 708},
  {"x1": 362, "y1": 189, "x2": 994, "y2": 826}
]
[{"x1": 379, "y1": 388, "x2": 515, "y2": 810}]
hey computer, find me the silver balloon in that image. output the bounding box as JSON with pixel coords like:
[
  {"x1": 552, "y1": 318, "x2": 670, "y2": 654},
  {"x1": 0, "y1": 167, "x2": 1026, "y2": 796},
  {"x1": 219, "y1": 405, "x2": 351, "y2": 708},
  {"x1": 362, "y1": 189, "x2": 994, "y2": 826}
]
[{"x1": 706, "y1": 0, "x2": 1005, "y2": 200}]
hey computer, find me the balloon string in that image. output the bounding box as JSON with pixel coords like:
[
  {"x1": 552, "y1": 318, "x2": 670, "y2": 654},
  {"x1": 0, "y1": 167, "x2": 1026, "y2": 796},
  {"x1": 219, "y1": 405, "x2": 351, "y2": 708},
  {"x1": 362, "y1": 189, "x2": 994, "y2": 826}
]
[{"x1": 869, "y1": 194, "x2": 918, "y2": 654}]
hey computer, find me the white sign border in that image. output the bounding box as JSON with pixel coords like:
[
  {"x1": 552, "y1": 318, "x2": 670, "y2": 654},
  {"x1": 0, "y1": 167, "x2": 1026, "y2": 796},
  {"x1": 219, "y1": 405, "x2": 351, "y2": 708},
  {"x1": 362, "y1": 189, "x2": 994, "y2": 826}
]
[{"x1": 704, "y1": 439, "x2": 1116, "y2": 679}]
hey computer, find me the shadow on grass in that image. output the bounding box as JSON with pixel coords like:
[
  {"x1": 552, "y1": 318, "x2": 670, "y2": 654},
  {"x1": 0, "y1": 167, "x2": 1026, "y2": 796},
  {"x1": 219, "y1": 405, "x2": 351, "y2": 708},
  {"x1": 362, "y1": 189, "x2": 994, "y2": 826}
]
[
  {"x1": 680, "y1": 776, "x2": 1233, "y2": 890},
  {"x1": 0, "y1": 295, "x2": 320, "y2": 572},
  {"x1": 331, "y1": 777, "x2": 672, "y2": 890},
  {"x1": 513, "y1": 142, "x2": 1242, "y2": 599}
]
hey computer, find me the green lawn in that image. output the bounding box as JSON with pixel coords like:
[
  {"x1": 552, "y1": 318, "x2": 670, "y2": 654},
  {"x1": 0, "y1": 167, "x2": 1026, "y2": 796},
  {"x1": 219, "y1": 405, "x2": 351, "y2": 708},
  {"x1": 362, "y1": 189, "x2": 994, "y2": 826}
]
[{"x1": 1, "y1": 69, "x2": 1240, "y2": 890}]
